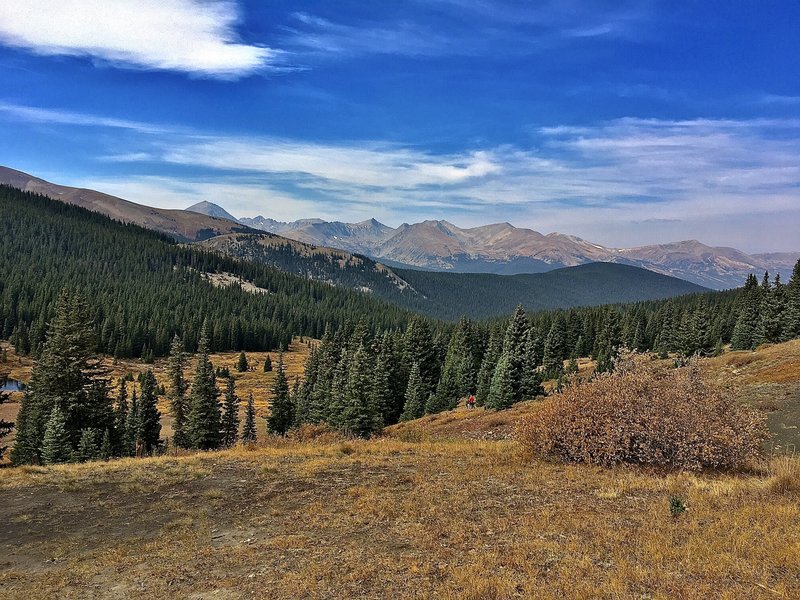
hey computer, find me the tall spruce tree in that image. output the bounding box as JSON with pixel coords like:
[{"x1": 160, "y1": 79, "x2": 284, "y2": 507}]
[
  {"x1": 41, "y1": 405, "x2": 72, "y2": 465},
  {"x1": 221, "y1": 376, "x2": 240, "y2": 447},
  {"x1": 542, "y1": 316, "x2": 567, "y2": 377},
  {"x1": 241, "y1": 392, "x2": 257, "y2": 443},
  {"x1": 731, "y1": 274, "x2": 762, "y2": 350},
  {"x1": 266, "y1": 353, "x2": 293, "y2": 435},
  {"x1": 237, "y1": 351, "x2": 249, "y2": 373},
  {"x1": 403, "y1": 316, "x2": 439, "y2": 396},
  {"x1": 76, "y1": 428, "x2": 99, "y2": 463},
  {"x1": 187, "y1": 325, "x2": 222, "y2": 450},
  {"x1": 476, "y1": 327, "x2": 503, "y2": 406},
  {"x1": 485, "y1": 352, "x2": 515, "y2": 410},
  {"x1": 137, "y1": 370, "x2": 161, "y2": 455},
  {"x1": 371, "y1": 344, "x2": 394, "y2": 425},
  {"x1": 339, "y1": 343, "x2": 382, "y2": 437},
  {"x1": 125, "y1": 388, "x2": 139, "y2": 456},
  {"x1": 400, "y1": 362, "x2": 426, "y2": 421},
  {"x1": 113, "y1": 379, "x2": 129, "y2": 456},
  {"x1": 785, "y1": 260, "x2": 800, "y2": 340},
  {"x1": 11, "y1": 290, "x2": 112, "y2": 465},
  {"x1": 166, "y1": 335, "x2": 190, "y2": 449}
]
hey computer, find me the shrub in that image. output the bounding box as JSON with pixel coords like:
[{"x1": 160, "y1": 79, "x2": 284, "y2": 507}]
[{"x1": 518, "y1": 354, "x2": 767, "y2": 471}]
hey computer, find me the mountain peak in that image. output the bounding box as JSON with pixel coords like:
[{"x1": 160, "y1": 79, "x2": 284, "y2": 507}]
[{"x1": 186, "y1": 201, "x2": 237, "y2": 222}]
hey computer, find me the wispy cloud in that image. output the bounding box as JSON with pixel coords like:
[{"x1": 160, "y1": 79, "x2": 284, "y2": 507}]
[
  {"x1": 0, "y1": 101, "x2": 172, "y2": 133},
  {"x1": 4, "y1": 102, "x2": 800, "y2": 250},
  {"x1": 0, "y1": 0, "x2": 276, "y2": 78},
  {"x1": 283, "y1": 1, "x2": 654, "y2": 61}
]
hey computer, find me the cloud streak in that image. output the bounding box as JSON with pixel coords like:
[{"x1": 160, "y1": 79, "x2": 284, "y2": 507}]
[
  {"x1": 3, "y1": 102, "x2": 799, "y2": 250},
  {"x1": 0, "y1": 0, "x2": 276, "y2": 78}
]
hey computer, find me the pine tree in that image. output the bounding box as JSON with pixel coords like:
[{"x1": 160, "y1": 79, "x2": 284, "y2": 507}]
[
  {"x1": 113, "y1": 379, "x2": 129, "y2": 456},
  {"x1": 221, "y1": 377, "x2": 240, "y2": 447},
  {"x1": 263, "y1": 355, "x2": 272, "y2": 372},
  {"x1": 237, "y1": 351, "x2": 249, "y2": 373},
  {"x1": 266, "y1": 353, "x2": 293, "y2": 435},
  {"x1": 166, "y1": 335, "x2": 190, "y2": 449},
  {"x1": 542, "y1": 316, "x2": 566, "y2": 377},
  {"x1": 99, "y1": 428, "x2": 113, "y2": 460},
  {"x1": 137, "y1": 370, "x2": 161, "y2": 455},
  {"x1": 485, "y1": 352, "x2": 515, "y2": 410},
  {"x1": 125, "y1": 388, "x2": 139, "y2": 456},
  {"x1": 731, "y1": 274, "x2": 762, "y2": 350},
  {"x1": 371, "y1": 347, "x2": 394, "y2": 426},
  {"x1": 403, "y1": 317, "x2": 439, "y2": 397},
  {"x1": 502, "y1": 305, "x2": 531, "y2": 402},
  {"x1": 759, "y1": 273, "x2": 785, "y2": 344},
  {"x1": 339, "y1": 343, "x2": 382, "y2": 437},
  {"x1": 11, "y1": 290, "x2": 112, "y2": 465},
  {"x1": 41, "y1": 405, "x2": 72, "y2": 465},
  {"x1": 476, "y1": 327, "x2": 502, "y2": 406},
  {"x1": 431, "y1": 317, "x2": 477, "y2": 413},
  {"x1": 400, "y1": 362, "x2": 426, "y2": 421},
  {"x1": 241, "y1": 392, "x2": 257, "y2": 443},
  {"x1": 187, "y1": 324, "x2": 222, "y2": 450},
  {"x1": 785, "y1": 260, "x2": 800, "y2": 340},
  {"x1": 76, "y1": 428, "x2": 99, "y2": 462}
]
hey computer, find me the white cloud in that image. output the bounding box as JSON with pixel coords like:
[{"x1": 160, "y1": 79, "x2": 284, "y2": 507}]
[
  {"x1": 0, "y1": 101, "x2": 170, "y2": 133},
  {"x1": 0, "y1": 0, "x2": 275, "y2": 77},
  {"x1": 4, "y1": 102, "x2": 800, "y2": 250},
  {"x1": 160, "y1": 138, "x2": 501, "y2": 187}
]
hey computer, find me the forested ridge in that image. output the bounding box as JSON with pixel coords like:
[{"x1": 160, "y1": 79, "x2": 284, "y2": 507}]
[
  {"x1": 202, "y1": 232, "x2": 709, "y2": 321},
  {"x1": 0, "y1": 186, "x2": 412, "y2": 358}
]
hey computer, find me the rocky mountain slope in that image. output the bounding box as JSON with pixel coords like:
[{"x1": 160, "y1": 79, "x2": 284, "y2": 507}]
[{"x1": 233, "y1": 210, "x2": 797, "y2": 289}]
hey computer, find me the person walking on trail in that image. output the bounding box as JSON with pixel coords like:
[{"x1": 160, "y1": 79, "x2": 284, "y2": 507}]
[{"x1": 467, "y1": 394, "x2": 476, "y2": 410}]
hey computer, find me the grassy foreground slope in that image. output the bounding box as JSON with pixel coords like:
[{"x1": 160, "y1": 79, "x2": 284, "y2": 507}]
[{"x1": 1, "y1": 439, "x2": 798, "y2": 599}]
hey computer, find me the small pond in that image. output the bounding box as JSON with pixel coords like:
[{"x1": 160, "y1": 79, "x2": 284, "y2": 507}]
[{"x1": 0, "y1": 378, "x2": 24, "y2": 392}]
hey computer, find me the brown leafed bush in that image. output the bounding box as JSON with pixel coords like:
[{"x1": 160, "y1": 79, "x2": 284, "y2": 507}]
[{"x1": 518, "y1": 355, "x2": 767, "y2": 471}]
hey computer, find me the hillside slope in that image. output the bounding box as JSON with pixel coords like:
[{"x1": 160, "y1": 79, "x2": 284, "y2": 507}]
[
  {"x1": 0, "y1": 185, "x2": 410, "y2": 358},
  {"x1": 200, "y1": 234, "x2": 708, "y2": 321},
  {"x1": 394, "y1": 262, "x2": 708, "y2": 320},
  {"x1": 0, "y1": 166, "x2": 255, "y2": 242}
]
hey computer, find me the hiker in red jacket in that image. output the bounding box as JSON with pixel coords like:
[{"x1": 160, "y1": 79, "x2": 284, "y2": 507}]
[{"x1": 467, "y1": 394, "x2": 476, "y2": 410}]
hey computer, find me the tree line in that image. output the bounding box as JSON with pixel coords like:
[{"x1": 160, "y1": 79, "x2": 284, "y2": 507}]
[
  {"x1": 0, "y1": 186, "x2": 411, "y2": 360},
  {"x1": 7, "y1": 258, "x2": 800, "y2": 463}
]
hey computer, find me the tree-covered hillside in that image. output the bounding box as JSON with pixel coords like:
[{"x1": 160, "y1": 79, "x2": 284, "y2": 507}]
[
  {"x1": 394, "y1": 263, "x2": 708, "y2": 320},
  {"x1": 200, "y1": 232, "x2": 709, "y2": 321},
  {"x1": 0, "y1": 186, "x2": 411, "y2": 358}
]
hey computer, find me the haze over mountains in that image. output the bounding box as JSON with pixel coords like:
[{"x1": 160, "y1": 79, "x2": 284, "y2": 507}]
[{"x1": 235, "y1": 210, "x2": 796, "y2": 290}]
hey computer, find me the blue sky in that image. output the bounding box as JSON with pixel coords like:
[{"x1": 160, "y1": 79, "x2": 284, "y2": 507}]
[{"x1": 0, "y1": 1, "x2": 798, "y2": 252}]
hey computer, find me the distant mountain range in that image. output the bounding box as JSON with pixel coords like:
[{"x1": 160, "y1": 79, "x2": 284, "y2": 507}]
[
  {"x1": 232, "y1": 211, "x2": 796, "y2": 290},
  {"x1": 2, "y1": 165, "x2": 796, "y2": 291}
]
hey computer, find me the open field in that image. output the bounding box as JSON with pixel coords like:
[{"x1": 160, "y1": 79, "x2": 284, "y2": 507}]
[
  {"x1": 1, "y1": 438, "x2": 798, "y2": 599},
  {"x1": 0, "y1": 339, "x2": 314, "y2": 453}
]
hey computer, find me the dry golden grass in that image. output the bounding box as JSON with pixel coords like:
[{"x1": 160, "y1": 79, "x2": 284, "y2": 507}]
[
  {"x1": 0, "y1": 338, "x2": 314, "y2": 452},
  {"x1": 1, "y1": 437, "x2": 799, "y2": 599},
  {"x1": 766, "y1": 454, "x2": 800, "y2": 495}
]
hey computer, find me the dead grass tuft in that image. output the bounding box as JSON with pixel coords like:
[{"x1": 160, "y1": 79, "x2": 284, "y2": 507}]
[{"x1": 767, "y1": 454, "x2": 800, "y2": 495}]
